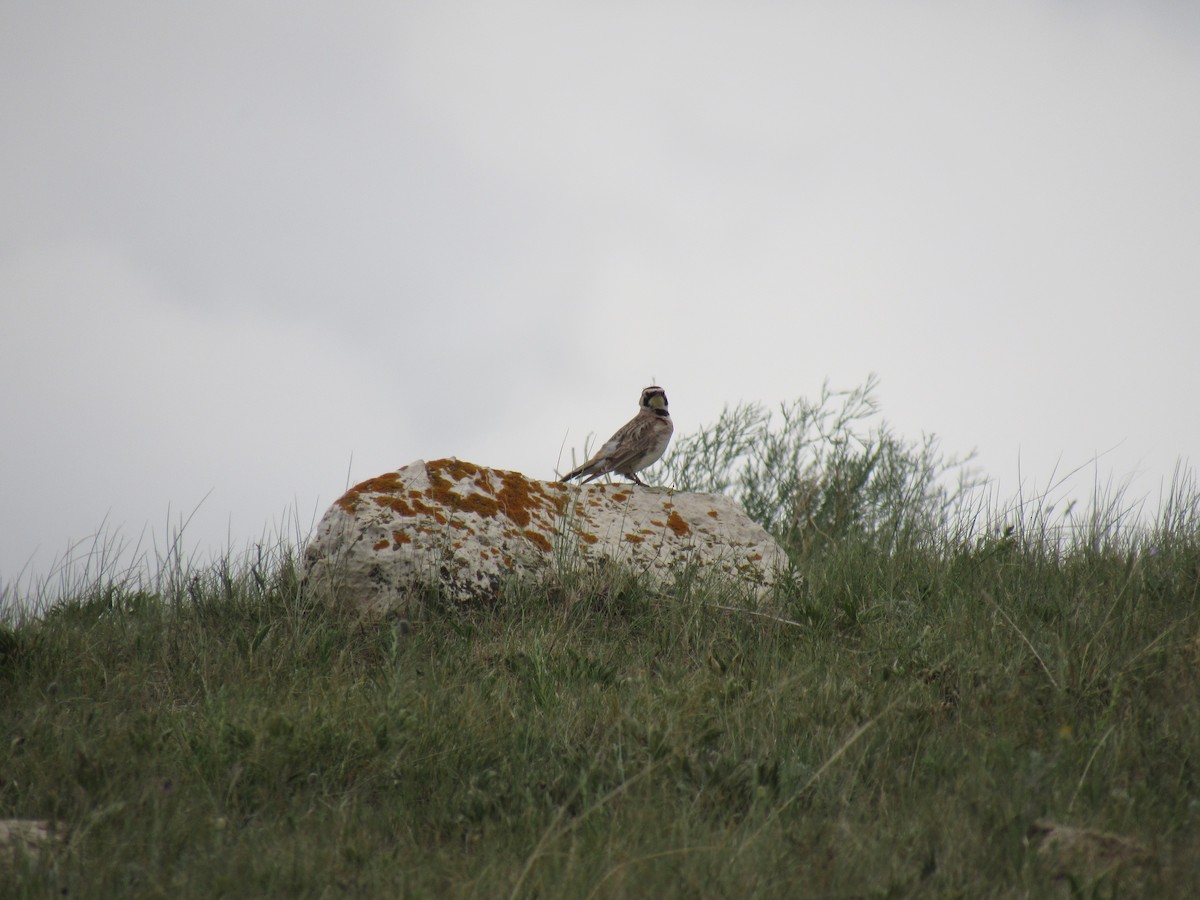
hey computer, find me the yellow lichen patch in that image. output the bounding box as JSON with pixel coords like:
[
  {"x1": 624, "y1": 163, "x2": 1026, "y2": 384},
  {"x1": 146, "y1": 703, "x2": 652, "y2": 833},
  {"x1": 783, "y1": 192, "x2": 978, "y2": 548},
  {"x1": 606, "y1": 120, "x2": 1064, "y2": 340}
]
[
  {"x1": 666, "y1": 511, "x2": 691, "y2": 537},
  {"x1": 624, "y1": 533, "x2": 644, "y2": 544},
  {"x1": 373, "y1": 539, "x2": 390, "y2": 551},
  {"x1": 523, "y1": 530, "x2": 552, "y2": 553},
  {"x1": 392, "y1": 531, "x2": 412, "y2": 546}
]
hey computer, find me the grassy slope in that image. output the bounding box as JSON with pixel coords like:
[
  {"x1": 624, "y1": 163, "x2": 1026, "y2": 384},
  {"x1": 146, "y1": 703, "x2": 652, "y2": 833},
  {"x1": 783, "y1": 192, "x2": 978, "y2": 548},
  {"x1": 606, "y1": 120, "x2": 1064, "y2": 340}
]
[{"x1": 3, "y1": 529, "x2": 1198, "y2": 898}]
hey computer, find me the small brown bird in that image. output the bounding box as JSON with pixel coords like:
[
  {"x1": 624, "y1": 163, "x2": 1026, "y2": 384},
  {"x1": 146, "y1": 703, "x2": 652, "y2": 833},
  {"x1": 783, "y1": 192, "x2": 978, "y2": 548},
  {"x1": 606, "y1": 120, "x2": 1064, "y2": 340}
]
[{"x1": 559, "y1": 386, "x2": 674, "y2": 487}]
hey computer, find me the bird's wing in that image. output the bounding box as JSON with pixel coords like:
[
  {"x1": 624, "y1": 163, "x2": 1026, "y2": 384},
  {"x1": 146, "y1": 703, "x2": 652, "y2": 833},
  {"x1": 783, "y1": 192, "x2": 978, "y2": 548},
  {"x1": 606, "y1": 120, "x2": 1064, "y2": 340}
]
[
  {"x1": 562, "y1": 430, "x2": 624, "y2": 481},
  {"x1": 594, "y1": 419, "x2": 659, "y2": 473}
]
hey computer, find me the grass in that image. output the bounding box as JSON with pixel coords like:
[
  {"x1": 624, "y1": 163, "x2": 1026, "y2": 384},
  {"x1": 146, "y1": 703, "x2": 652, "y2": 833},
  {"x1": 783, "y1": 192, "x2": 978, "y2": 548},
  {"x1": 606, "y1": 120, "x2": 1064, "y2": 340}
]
[
  {"x1": 3, "y1": 521, "x2": 1198, "y2": 896},
  {"x1": 3, "y1": 384, "x2": 1199, "y2": 896}
]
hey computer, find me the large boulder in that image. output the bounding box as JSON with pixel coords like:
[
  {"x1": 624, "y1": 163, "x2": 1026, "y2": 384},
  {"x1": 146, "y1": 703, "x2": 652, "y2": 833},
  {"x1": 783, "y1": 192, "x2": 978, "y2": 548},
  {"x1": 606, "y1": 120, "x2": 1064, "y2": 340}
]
[{"x1": 302, "y1": 458, "x2": 788, "y2": 620}]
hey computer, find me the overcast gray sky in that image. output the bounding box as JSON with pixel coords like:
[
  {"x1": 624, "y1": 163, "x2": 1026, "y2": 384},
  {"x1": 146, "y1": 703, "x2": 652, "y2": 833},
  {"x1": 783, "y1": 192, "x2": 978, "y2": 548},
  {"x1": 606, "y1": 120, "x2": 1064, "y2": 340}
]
[{"x1": 3, "y1": 1, "x2": 1198, "y2": 589}]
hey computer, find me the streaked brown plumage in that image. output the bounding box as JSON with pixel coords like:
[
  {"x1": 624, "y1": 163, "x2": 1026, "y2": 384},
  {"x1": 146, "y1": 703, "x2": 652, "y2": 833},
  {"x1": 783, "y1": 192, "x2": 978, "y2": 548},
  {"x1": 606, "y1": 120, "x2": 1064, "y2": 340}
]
[{"x1": 559, "y1": 386, "x2": 673, "y2": 487}]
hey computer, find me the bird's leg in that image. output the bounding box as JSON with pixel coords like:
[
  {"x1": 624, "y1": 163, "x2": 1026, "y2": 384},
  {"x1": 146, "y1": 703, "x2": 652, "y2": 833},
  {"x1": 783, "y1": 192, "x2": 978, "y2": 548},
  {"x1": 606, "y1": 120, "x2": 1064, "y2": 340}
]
[{"x1": 627, "y1": 473, "x2": 646, "y2": 487}]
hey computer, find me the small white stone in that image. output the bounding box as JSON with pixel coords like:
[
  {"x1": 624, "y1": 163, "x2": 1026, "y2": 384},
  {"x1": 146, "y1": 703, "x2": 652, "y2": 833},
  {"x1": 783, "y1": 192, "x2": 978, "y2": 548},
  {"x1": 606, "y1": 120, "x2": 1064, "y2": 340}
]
[{"x1": 0, "y1": 819, "x2": 63, "y2": 864}]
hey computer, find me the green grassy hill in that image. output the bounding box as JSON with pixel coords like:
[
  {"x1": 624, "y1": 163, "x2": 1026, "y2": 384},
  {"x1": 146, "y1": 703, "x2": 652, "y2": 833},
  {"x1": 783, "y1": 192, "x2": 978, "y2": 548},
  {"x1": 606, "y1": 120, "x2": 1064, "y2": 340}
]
[{"x1": 3, "y1": 386, "x2": 1198, "y2": 896}]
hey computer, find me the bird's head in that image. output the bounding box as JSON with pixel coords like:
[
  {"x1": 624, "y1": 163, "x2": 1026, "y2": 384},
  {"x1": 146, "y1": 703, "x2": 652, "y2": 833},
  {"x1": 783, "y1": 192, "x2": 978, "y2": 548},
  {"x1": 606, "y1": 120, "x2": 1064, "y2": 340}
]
[{"x1": 640, "y1": 386, "x2": 669, "y2": 412}]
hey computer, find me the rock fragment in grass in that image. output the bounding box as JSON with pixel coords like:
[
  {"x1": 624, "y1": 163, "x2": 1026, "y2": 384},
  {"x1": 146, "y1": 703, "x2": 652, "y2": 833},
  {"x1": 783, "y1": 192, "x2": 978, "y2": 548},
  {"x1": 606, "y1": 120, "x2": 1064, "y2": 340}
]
[{"x1": 0, "y1": 819, "x2": 64, "y2": 866}]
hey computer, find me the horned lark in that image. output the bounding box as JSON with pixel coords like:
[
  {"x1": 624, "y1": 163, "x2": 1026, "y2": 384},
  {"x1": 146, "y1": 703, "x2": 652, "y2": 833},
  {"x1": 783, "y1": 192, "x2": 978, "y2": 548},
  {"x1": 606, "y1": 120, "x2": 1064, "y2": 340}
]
[{"x1": 559, "y1": 386, "x2": 674, "y2": 487}]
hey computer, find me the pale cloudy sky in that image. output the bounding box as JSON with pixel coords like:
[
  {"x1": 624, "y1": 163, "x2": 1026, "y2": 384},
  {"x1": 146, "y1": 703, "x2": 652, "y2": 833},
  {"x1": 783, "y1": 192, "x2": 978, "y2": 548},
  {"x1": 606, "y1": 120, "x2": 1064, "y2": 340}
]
[{"x1": 2, "y1": 2, "x2": 1198, "y2": 589}]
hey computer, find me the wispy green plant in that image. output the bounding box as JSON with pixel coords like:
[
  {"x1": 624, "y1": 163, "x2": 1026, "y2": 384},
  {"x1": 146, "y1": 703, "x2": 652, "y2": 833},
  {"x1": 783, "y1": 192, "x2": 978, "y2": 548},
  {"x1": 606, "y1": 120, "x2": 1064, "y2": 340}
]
[{"x1": 648, "y1": 375, "x2": 981, "y2": 559}]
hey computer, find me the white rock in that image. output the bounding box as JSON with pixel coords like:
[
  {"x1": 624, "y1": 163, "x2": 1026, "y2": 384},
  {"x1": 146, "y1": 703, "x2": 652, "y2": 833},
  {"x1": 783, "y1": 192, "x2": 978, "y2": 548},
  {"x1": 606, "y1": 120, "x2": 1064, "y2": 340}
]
[
  {"x1": 302, "y1": 459, "x2": 788, "y2": 620},
  {"x1": 0, "y1": 819, "x2": 63, "y2": 865}
]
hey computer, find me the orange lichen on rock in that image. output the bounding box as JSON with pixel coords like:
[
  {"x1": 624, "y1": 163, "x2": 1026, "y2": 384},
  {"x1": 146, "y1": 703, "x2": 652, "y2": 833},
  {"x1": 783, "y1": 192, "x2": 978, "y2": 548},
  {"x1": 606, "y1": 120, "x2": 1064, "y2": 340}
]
[
  {"x1": 407, "y1": 493, "x2": 445, "y2": 519},
  {"x1": 338, "y1": 472, "x2": 405, "y2": 512},
  {"x1": 430, "y1": 458, "x2": 485, "y2": 483},
  {"x1": 707, "y1": 510, "x2": 719, "y2": 519},
  {"x1": 579, "y1": 533, "x2": 599, "y2": 545},
  {"x1": 624, "y1": 533, "x2": 644, "y2": 544},
  {"x1": 373, "y1": 539, "x2": 390, "y2": 551},
  {"x1": 453, "y1": 492, "x2": 501, "y2": 519},
  {"x1": 495, "y1": 469, "x2": 543, "y2": 528},
  {"x1": 375, "y1": 495, "x2": 416, "y2": 517},
  {"x1": 337, "y1": 473, "x2": 404, "y2": 515},
  {"x1": 523, "y1": 530, "x2": 552, "y2": 552},
  {"x1": 666, "y1": 511, "x2": 691, "y2": 536},
  {"x1": 352, "y1": 472, "x2": 405, "y2": 494},
  {"x1": 392, "y1": 531, "x2": 412, "y2": 546},
  {"x1": 424, "y1": 462, "x2": 500, "y2": 519},
  {"x1": 418, "y1": 460, "x2": 563, "y2": 531}
]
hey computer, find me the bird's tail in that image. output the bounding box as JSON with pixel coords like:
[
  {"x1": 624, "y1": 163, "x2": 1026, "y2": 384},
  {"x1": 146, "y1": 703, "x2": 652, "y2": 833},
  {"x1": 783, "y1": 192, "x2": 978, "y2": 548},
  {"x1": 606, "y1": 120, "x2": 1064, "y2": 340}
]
[{"x1": 559, "y1": 463, "x2": 592, "y2": 483}]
